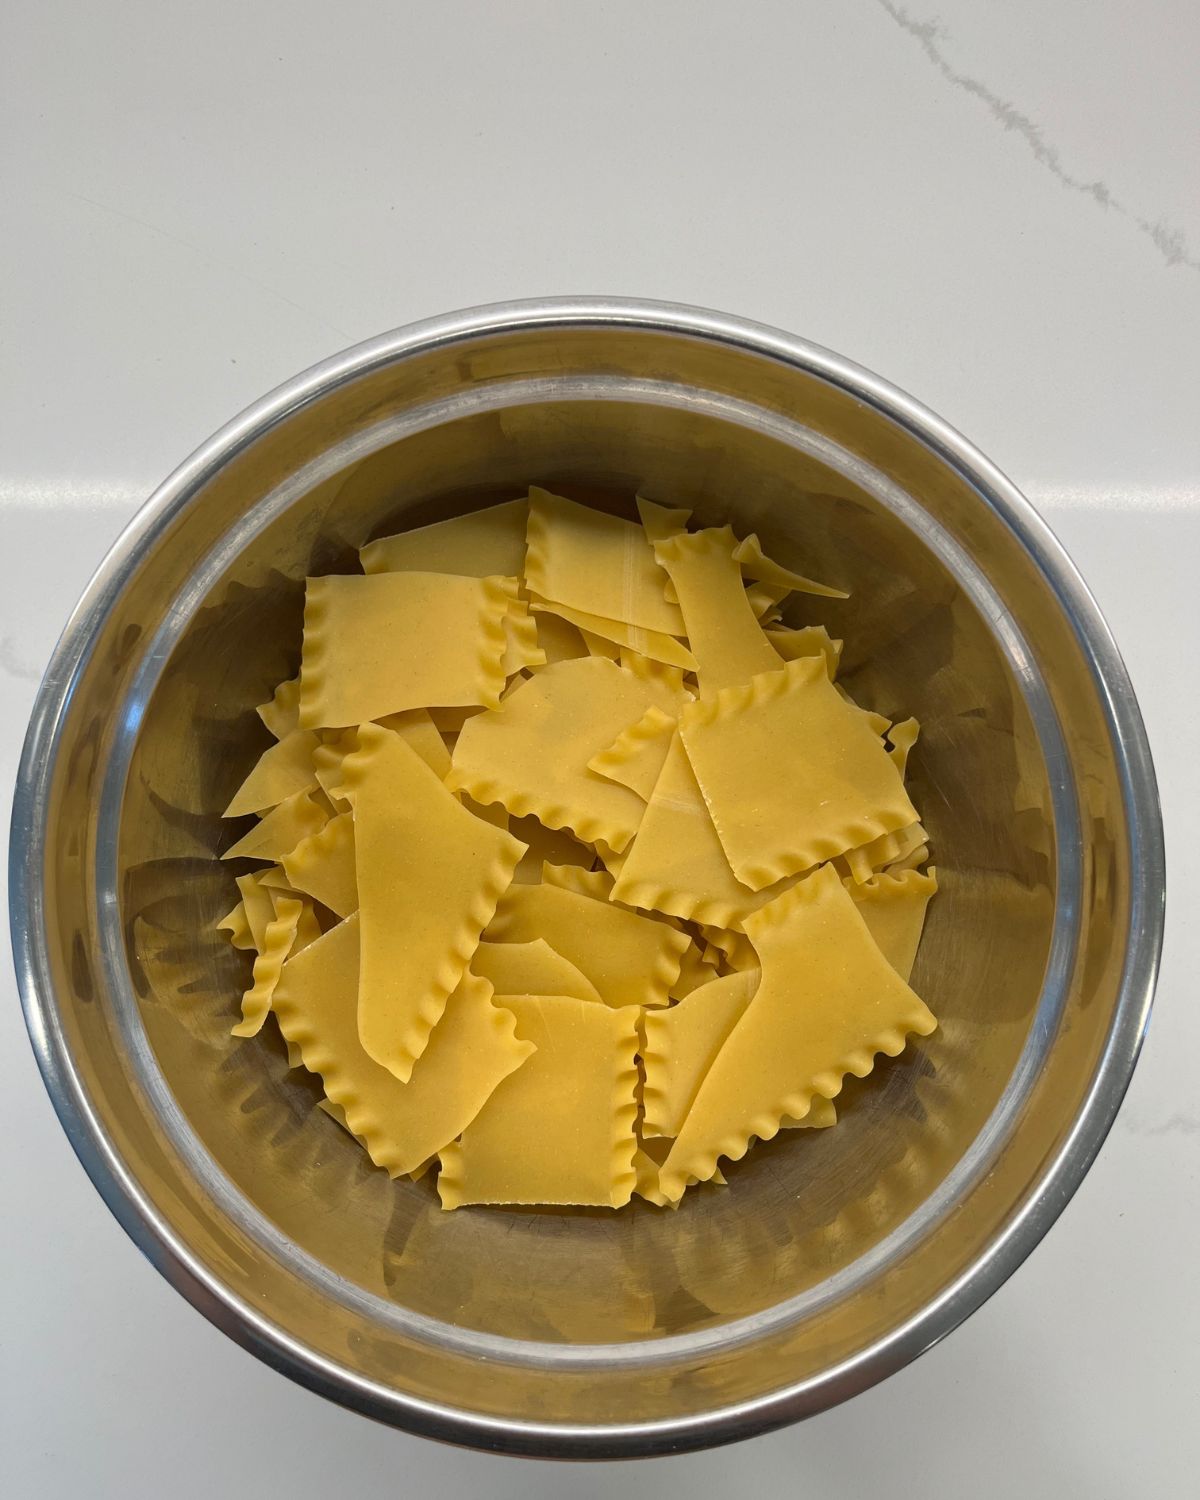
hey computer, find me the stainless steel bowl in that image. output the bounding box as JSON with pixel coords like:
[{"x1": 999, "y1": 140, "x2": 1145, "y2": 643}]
[{"x1": 11, "y1": 298, "x2": 1163, "y2": 1457}]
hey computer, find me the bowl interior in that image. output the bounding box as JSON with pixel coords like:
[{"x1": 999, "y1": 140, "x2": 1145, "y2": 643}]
[
  {"x1": 118, "y1": 393, "x2": 1053, "y2": 1344},
  {"x1": 31, "y1": 314, "x2": 1139, "y2": 1445}
]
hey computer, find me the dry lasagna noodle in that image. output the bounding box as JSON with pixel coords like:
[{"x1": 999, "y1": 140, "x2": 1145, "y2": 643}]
[{"x1": 217, "y1": 489, "x2": 939, "y2": 1210}]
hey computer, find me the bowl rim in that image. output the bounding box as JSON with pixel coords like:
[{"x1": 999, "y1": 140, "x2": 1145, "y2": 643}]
[{"x1": 9, "y1": 296, "x2": 1164, "y2": 1457}]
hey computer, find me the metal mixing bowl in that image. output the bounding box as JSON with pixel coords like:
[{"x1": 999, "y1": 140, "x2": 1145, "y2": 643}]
[{"x1": 11, "y1": 299, "x2": 1163, "y2": 1457}]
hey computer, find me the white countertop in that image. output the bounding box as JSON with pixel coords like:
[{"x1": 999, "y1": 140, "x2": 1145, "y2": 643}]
[{"x1": 2, "y1": 3, "x2": 1197, "y2": 1495}]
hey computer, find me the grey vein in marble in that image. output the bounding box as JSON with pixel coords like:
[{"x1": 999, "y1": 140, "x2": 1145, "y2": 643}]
[{"x1": 875, "y1": 0, "x2": 1199, "y2": 273}]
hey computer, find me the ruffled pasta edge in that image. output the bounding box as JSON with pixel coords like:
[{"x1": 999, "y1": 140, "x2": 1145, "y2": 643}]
[
  {"x1": 281, "y1": 810, "x2": 357, "y2": 917},
  {"x1": 477, "y1": 575, "x2": 520, "y2": 708},
  {"x1": 275, "y1": 943, "x2": 531, "y2": 1179},
  {"x1": 639, "y1": 1006, "x2": 676, "y2": 1139},
  {"x1": 586, "y1": 704, "x2": 677, "y2": 796},
  {"x1": 230, "y1": 897, "x2": 303, "y2": 1037},
  {"x1": 658, "y1": 998, "x2": 936, "y2": 1203},
  {"x1": 341, "y1": 724, "x2": 527, "y2": 1082},
  {"x1": 443, "y1": 766, "x2": 640, "y2": 855},
  {"x1": 682, "y1": 658, "x2": 918, "y2": 890},
  {"x1": 609, "y1": 875, "x2": 761, "y2": 932}
]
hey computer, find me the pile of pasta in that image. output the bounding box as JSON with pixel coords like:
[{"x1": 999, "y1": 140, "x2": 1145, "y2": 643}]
[{"x1": 217, "y1": 489, "x2": 938, "y2": 1210}]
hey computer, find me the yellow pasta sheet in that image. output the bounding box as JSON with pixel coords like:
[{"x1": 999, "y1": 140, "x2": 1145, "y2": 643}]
[
  {"x1": 840, "y1": 718, "x2": 924, "y2": 882},
  {"x1": 538, "y1": 862, "x2": 614, "y2": 901},
  {"x1": 746, "y1": 582, "x2": 790, "y2": 619},
  {"x1": 447, "y1": 656, "x2": 678, "y2": 853},
  {"x1": 837, "y1": 685, "x2": 892, "y2": 738},
  {"x1": 471, "y1": 938, "x2": 601, "y2": 1003},
  {"x1": 342, "y1": 723, "x2": 525, "y2": 1081},
  {"x1": 530, "y1": 601, "x2": 696, "y2": 670},
  {"x1": 780, "y1": 1097, "x2": 838, "y2": 1131},
  {"x1": 256, "y1": 676, "x2": 301, "y2": 739},
  {"x1": 841, "y1": 819, "x2": 928, "y2": 884},
  {"x1": 221, "y1": 788, "x2": 328, "y2": 863},
  {"x1": 846, "y1": 868, "x2": 938, "y2": 982},
  {"x1": 231, "y1": 897, "x2": 303, "y2": 1037},
  {"x1": 375, "y1": 707, "x2": 453, "y2": 778},
  {"x1": 272, "y1": 914, "x2": 535, "y2": 1177},
  {"x1": 508, "y1": 814, "x2": 595, "y2": 884},
  {"x1": 659, "y1": 864, "x2": 936, "y2": 1200},
  {"x1": 632, "y1": 1136, "x2": 729, "y2": 1206},
  {"x1": 359, "y1": 498, "x2": 529, "y2": 579},
  {"x1": 593, "y1": 838, "x2": 628, "y2": 879},
  {"x1": 887, "y1": 841, "x2": 931, "y2": 874},
  {"x1": 224, "y1": 729, "x2": 321, "y2": 817},
  {"x1": 653, "y1": 938, "x2": 838, "y2": 1136},
  {"x1": 438, "y1": 994, "x2": 639, "y2": 1208},
  {"x1": 618, "y1": 650, "x2": 687, "y2": 696},
  {"x1": 299, "y1": 572, "x2": 514, "y2": 728},
  {"x1": 731, "y1": 532, "x2": 848, "y2": 598},
  {"x1": 215, "y1": 898, "x2": 254, "y2": 950},
  {"x1": 500, "y1": 594, "x2": 547, "y2": 676},
  {"x1": 642, "y1": 970, "x2": 759, "y2": 1137},
  {"x1": 631, "y1": 1146, "x2": 674, "y2": 1207},
  {"x1": 764, "y1": 625, "x2": 842, "y2": 677},
  {"x1": 232, "y1": 871, "x2": 277, "y2": 950},
  {"x1": 427, "y1": 705, "x2": 483, "y2": 736},
  {"x1": 611, "y1": 730, "x2": 784, "y2": 928},
  {"x1": 581, "y1": 627, "x2": 620, "y2": 659},
  {"x1": 681, "y1": 656, "x2": 918, "y2": 889},
  {"x1": 281, "y1": 810, "x2": 358, "y2": 918},
  {"x1": 533, "y1": 609, "x2": 589, "y2": 665},
  {"x1": 670, "y1": 938, "x2": 720, "y2": 1000},
  {"x1": 487, "y1": 879, "x2": 688, "y2": 1008},
  {"x1": 260, "y1": 881, "x2": 323, "y2": 953},
  {"x1": 524, "y1": 488, "x2": 686, "y2": 635},
  {"x1": 699, "y1": 923, "x2": 759, "y2": 973},
  {"x1": 311, "y1": 728, "x2": 358, "y2": 808},
  {"x1": 887, "y1": 717, "x2": 920, "y2": 776},
  {"x1": 653, "y1": 528, "x2": 781, "y2": 694},
  {"x1": 587, "y1": 704, "x2": 677, "y2": 802},
  {"x1": 635, "y1": 494, "x2": 691, "y2": 541}
]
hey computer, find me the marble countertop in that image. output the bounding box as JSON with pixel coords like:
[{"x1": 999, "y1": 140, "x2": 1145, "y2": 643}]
[{"x1": 2, "y1": 3, "x2": 1196, "y2": 1495}]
